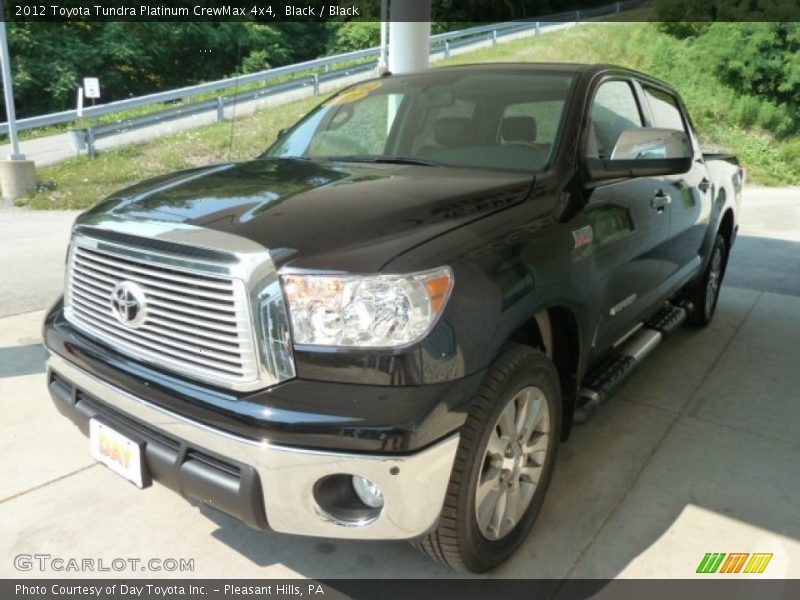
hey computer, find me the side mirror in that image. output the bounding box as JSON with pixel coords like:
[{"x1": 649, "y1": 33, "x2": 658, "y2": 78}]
[
  {"x1": 277, "y1": 127, "x2": 288, "y2": 139},
  {"x1": 586, "y1": 128, "x2": 693, "y2": 181}
]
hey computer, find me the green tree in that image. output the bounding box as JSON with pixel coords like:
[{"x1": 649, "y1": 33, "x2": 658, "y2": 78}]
[
  {"x1": 653, "y1": 17, "x2": 800, "y2": 137},
  {"x1": 10, "y1": 23, "x2": 104, "y2": 116},
  {"x1": 694, "y1": 22, "x2": 799, "y2": 136},
  {"x1": 327, "y1": 22, "x2": 381, "y2": 53},
  {"x1": 6, "y1": 22, "x2": 332, "y2": 118}
]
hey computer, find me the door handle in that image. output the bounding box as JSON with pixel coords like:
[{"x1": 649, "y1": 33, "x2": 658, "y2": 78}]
[
  {"x1": 698, "y1": 178, "x2": 712, "y2": 193},
  {"x1": 651, "y1": 191, "x2": 671, "y2": 211}
]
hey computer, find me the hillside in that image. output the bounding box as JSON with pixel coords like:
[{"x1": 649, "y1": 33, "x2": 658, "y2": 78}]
[{"x1": 448, "y1": 22, "x2": 799, "y2": 186}]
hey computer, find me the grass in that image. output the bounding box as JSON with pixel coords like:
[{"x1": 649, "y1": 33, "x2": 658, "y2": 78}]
[
  {"x1": 18, "y1": 23, "x2": 799, "y2": 210},
  {"x1": 20, "y1": 93, "x2": 329, "y2": 210}
]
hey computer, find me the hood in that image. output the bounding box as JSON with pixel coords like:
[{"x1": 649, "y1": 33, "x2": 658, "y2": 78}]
[{"x1": 81, "y1": 158, "x2": 533, "y2": 272}]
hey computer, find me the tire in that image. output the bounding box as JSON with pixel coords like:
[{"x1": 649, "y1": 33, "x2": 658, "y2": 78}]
[
  {"x1": 684, "y1": 234, "x2": 727, "y2": 328},
  {"x1": 413, "y1": 344, "x2": 561, "y2": 572}
]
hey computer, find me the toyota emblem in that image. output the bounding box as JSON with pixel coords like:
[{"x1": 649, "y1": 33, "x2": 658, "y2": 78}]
[{"x1": 110, "y1": 281, "x2": 148, "y2": 328}]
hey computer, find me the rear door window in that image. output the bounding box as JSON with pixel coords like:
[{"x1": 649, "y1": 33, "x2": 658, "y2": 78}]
[
  {"x1": 642, "y1": 86, "x2": 687, "y2": 132},
  {"x1": 586, "y1": 80, "x2": 644, "y2": 159}
]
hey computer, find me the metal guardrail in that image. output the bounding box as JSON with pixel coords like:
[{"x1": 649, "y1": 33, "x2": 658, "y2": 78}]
[
  {"x1": 3, "y1": 0, "x2": 646, "y2": 155},
  {"x1": 1, "y1": 44, "x2": 381, "y2": 136},
  {"x1": 71, "y1": 62, "x2": 374, "y2": 157}
]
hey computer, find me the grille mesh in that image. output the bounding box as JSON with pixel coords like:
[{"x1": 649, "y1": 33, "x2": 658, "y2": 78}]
[{"x1": 65, "y1": 240, "x2": 260, "y2": 387}]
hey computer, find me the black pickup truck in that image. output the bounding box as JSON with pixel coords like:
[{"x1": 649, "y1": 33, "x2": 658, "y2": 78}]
[{"x1": 44, "y1": 64, "x2": 742, "y2": 572}]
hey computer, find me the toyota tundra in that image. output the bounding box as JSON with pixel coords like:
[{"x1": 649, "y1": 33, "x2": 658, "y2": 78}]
[{"x1": 44, "y1": 64, "x2": 742, "y2": 572}]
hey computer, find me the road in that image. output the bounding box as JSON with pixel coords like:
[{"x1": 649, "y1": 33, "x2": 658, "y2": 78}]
[{"x1": 0, "y1": 186, "x2": 797, "y2": 579}]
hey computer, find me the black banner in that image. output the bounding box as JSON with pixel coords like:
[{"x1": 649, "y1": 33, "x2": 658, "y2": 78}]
[
  {"x1": 5, "y1": 579, "x2": 800, "y2": 600},
  {"x1": 4, "y1": 0, "x2": 800, "y2": 22}
]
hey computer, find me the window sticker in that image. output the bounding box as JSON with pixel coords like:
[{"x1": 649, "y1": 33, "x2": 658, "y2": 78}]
[{"x1": 327, "y1": 81, "x2": 384, "y2": 105}]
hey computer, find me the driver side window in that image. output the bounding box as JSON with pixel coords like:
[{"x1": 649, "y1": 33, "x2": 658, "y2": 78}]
[{"x1": 586, "y1": 80, "x2": 644, "y2": 159}]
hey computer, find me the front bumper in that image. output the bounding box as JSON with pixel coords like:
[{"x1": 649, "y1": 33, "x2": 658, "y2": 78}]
[{"x1": 47, "y1": 353, "x2": 459, "y2": 540}]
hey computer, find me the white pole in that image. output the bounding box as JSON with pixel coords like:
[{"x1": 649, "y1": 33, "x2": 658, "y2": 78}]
[
  {"x1": 76, "y1": 86, "x2": 85, "y2": 118},
  {"x1": 388, "y1": 0, "x2": 431, "y2": 74},
  {"x1": 0, "y1": 20, "x2": 23, "y2": 160},
  {"x1": 378, "y1": 0, "x2": 389, "y2": 73}
]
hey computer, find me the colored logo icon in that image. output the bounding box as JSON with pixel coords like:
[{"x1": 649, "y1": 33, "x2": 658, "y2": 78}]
[{"x1": 696, "y1": 552, "x2": 773, "y2": 574}]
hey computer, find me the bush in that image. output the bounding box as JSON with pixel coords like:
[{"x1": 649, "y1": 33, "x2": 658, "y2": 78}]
[
  {"x1": 327, "y1": 22, "x2": 381, "y2": 54},
  {"x1": 241, "y1": 50, "x2": 271, "y2": 74},
  {"x1": 691, "y1": 22, "x2": 800, "y2": 137}
]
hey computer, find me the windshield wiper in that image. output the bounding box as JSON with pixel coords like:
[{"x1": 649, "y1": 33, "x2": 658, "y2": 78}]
[{"x1": 323, "y1": 155, "x2": 440, "y2": 167}]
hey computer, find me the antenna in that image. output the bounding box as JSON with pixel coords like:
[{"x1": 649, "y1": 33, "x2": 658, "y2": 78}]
[{"x1": 227, "y1": 37, "x2": 243, "y2": 161}]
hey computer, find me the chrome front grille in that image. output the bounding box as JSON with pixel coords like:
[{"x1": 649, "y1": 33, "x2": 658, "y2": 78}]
[{"x1": 63, "y1": 227, "x2": 295, "y2": 391}]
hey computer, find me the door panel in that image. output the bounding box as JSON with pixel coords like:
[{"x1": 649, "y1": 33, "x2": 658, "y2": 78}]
[
  {"x1": 640, "y1": 85, "x2": 712, "y2": 289},
  {"x1": 586, "y1": 178, "x2": 671, "y2": 352},
  {"x1": 659, "y1": 160, "x2": 712, "y2": 285},
  {"x1": 584, "y1": 79, "x2": 672, "y2": 352}
]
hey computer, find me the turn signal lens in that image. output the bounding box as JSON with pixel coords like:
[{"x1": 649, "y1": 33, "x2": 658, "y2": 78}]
[{"x1": 424, "y1": 273, "x2": 452, "y2": 313}]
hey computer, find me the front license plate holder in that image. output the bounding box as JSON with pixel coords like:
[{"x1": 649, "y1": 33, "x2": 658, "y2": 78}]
[{"x1": 89, "y1": 418, "x2": 149, "y2": 488}]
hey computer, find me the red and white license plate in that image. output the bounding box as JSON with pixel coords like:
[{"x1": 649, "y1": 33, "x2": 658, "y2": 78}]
[{"x1": 89, "y1": 419, "x2": 145, "y2": 488}]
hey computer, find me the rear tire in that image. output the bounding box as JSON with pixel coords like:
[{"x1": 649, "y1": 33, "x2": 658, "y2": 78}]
[
  {"x1": 412, "y1": 344, "x2": 561, "y2": 572},
  {"x1": 684, "y1": 234, "x2": 727, "y2": 328}
]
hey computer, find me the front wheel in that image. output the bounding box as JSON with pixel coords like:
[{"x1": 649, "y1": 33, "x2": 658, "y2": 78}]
[
  {"x1": 413, "y1": 344, "x2": 561, "y2": 572},
  {"x1": 684, "y1": 234, "x2": 727, "y2": 328}
]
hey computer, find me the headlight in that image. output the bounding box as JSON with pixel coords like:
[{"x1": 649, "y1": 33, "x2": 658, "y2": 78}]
[{"x1": 280, "y1": 267, "x2": 453, "y2": 348}]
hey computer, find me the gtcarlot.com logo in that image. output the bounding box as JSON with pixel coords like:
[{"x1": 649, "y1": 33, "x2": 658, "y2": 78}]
[
  {"x1": 696, "y1": 552, "x2": 773, "y2": 574},
  {"x1": 14, "y1": 553, "x2": 194, "y2": 573}
]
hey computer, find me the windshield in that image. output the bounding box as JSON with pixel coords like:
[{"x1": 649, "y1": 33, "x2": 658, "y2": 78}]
[{"x1": 266, "y1": 70, "x2": 575, "y2": 172}]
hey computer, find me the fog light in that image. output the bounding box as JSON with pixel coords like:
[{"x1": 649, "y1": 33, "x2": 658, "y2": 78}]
[{"x1": 351, "y1": 476, "x2": 384, "y2": 508}]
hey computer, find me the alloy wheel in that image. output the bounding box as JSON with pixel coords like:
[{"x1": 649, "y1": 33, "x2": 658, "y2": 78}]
[
  {"x1": 706, "y1": 245, "x2": 723, "y2": 317},
  {"x1": 474, "y1": 386, "x2": 551, "y2": 541}
]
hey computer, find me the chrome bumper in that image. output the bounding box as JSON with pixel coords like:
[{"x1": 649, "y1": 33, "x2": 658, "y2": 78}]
[{"x1": 47, "y1": 353, "x2": 459, "y2": 540}]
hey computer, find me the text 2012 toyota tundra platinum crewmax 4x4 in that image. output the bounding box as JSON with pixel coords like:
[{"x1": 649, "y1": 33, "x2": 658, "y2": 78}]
[{"x1": 44, "y1": 64, "x2": 742, "y2": 572}]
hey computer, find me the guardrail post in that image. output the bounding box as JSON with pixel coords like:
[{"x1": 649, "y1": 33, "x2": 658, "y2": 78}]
[
  {"x1": 616, "y1": 1, "x2": 621, "y2": 13},
  {"x1": 444, "y1": 41, "x2": 450, "y2": 58},
  {"x1": 313, "y1": 73, "x2": 320, "y2": 95},
  {"x1": 86, "y1": 127, "x2": 96, "y2": 159},
  {"x1": 492, "y1": 30, "x2": 498, "y2": 45},
  {"x1": 324, "y1": 64, "x2": 330, "y2": 73},
  {"x1": 575, "y1": 10, "x2": 580, "y2": 24},
  {"x1": 216, "y1": 97, "x2": 224, "y2": 122},
  {"x1": 535, "y1": 22, "x2": 540, "y2": 35}
]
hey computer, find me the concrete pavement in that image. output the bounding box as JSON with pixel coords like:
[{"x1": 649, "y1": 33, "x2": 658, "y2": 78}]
[
  {"x1": 1, "y1": 287, "x2": 798, "y2": 579},
  {"x1": 0, "y1": 206, "x2": 80, "y2": 318},
  {"x1": 0, "y1": 186, "x2": 798, "y2": 578},
  {"x1": 724, "y1": 186, "x2": 800, "y2": 297}
]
